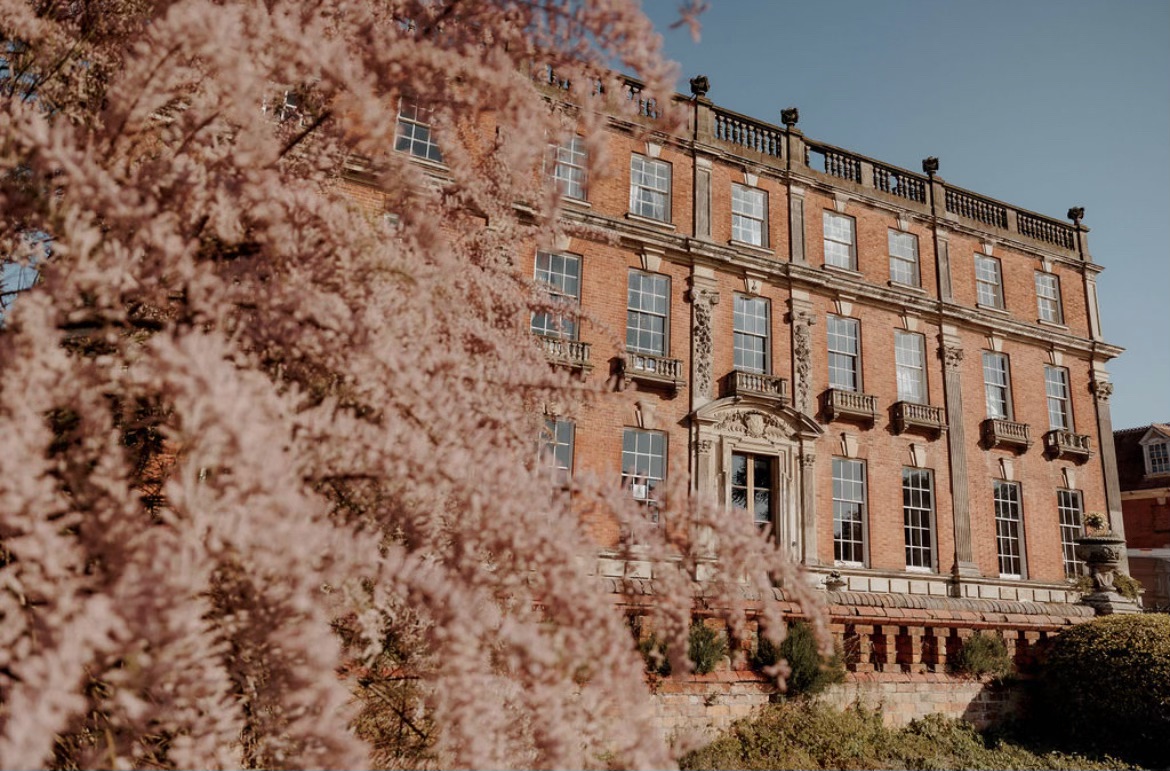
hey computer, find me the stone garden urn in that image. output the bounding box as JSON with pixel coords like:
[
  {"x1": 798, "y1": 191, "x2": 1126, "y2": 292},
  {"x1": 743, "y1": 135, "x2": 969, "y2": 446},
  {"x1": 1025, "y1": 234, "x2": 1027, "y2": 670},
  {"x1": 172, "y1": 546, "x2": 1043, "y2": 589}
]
[{"x1": 1075, "y1": 523, "x2": 1138, "y2": 615}]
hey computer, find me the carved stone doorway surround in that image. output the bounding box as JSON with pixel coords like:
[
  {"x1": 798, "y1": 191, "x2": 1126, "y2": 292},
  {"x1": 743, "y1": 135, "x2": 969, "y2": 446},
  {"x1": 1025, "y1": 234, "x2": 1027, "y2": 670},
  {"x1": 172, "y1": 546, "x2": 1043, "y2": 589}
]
[{"x1": 693, "y1": 396, "x2": 823, "y2": 564}]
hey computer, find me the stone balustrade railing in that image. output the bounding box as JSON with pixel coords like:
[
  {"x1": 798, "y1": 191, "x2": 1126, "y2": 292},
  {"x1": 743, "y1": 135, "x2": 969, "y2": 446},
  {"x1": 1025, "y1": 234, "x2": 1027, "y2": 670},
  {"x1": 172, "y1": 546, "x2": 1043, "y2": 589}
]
[
  {"x1": 872, "y1": 162, "x2": 927, "y2": 203},
  {"x1": 538, "y1": 335, "x2": 591, "y2": 369},
  {"x1": 982, "y1": 418, "x2": 1032, "y2": 451},
  {"x1": 945, "y1": 187, "x2": 1009, "y2": 229},
  {"x1": 723, "y1": 369, "x2": 789, "y2": 402},
  {"x1": 711, "y1": 106, "x2": 785, "y2": 160},
  {"x1": 1043, "y1": 429, "x2": 1092, "y2": 461}
]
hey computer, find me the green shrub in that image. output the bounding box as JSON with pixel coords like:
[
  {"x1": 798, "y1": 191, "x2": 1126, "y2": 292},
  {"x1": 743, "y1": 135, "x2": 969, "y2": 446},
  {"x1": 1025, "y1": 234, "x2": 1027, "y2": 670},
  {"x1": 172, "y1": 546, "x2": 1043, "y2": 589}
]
[
  {"x1": 678, "y1": 701, "x2": 1132, "y2": 770},
  {"x1": 954, "y1": 631, "x2": 1014, "y2": 679},
  {"x1": 636, "y1": 620, "x2": 728, "y2": 676},
  {"x1": 752, "y1": 621, "x2": 844, "y2": 697},
  {"x1": 637, "y1": 633, "x2": 671, "y2": 677},
  {"x1": 1112, "y1": 572, "x2": 1143, "y2": 601},
  {"x1": 1073, "y1": 573, "x2": 1143, "y2": 601},
  {"x1": 688, "y1": 620, "x2": 728, "y2": 675},
  {"x1": 1036, "y1": 613, "x2": 1170, "y2": 768}
]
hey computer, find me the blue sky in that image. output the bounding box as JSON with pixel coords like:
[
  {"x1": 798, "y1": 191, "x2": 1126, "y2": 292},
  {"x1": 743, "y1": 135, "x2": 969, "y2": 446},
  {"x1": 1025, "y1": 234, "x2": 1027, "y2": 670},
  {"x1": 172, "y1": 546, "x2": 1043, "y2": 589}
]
[{"x1": 641, "y1": 0, "x2": 1169, "y2": 431}]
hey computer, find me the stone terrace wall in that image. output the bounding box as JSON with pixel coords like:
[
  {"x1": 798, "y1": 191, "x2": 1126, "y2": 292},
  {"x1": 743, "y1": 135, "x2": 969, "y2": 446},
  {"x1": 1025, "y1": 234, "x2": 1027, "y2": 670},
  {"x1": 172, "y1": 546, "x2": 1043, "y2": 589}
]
[{"x1": 650, "y1": 670, "x2": 1025, "y2": 744}]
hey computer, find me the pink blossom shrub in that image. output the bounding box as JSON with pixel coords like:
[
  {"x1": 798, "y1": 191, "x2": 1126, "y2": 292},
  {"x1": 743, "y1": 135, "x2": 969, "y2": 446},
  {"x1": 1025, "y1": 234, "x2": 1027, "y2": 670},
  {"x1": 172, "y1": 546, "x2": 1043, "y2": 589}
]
[{"x1": 0, "y1": 1, "x2": 825, "y2": 767}]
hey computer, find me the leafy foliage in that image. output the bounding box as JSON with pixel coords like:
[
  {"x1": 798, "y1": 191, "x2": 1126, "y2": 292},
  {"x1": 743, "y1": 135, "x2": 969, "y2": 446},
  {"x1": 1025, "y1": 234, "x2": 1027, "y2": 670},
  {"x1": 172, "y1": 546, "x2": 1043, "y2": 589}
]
[
  {"x1": 679, "y1": 702, "x2": 1135, "y2": 771},
  {"x1": 752, "y1": 622, "x2": 844, "y2": 697},
  {"x1": 688, "y1": 621, "x2": 729, "y2": 676},
  {"x1": 1035, "y1": 614, "x2": 1170, "y2": 768},
  {"x1": 0, "y1": 1, "x2": 831, "y2": 766},
  {"x1": 953, "y1": 632, "x2": 1014, "y2": 679}
]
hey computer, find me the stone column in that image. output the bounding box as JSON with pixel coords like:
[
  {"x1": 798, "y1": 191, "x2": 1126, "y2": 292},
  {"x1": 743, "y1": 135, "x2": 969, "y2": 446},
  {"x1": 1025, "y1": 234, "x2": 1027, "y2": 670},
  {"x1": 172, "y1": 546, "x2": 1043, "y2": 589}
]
[
  {"x1": 1090, "y1": 374, "x2": 1129, "y2": 573},
  {"x1": 940, "y1": 333, "x2": 980, "y2": 578}
]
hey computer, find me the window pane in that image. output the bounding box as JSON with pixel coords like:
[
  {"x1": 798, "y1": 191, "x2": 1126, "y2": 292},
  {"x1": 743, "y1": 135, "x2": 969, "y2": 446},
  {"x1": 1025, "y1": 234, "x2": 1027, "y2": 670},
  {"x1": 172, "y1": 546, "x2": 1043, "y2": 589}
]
[
  {"x1": 823, "y1": 213, "x2": 856, "y2": 270},
  {"x1": 903, "y1": 468, "x2": 934, "y2": 570},
  {"x1": 833, "y1": 458, "x2": 866, "y2": 564},
  {"x1": 889, "y1": 230, "x2": 919, "y2": 286},
  {"x1": 827, "y1": 316, "x2": 860, "y2": 391},
  {"x1": 895, "y1": 331, "x2": 926, "y2": 403},
  {"x1": 734, "y1": 295, "x2": 770, "y2": 373},
  {"x1": 994, "y1": 480, "x2": 1024, "y2": 577}
]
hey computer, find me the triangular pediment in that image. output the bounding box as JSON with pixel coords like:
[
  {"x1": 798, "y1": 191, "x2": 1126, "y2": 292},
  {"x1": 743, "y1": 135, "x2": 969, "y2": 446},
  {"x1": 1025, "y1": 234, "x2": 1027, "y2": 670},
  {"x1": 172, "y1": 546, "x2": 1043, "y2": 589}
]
[{"x1": 1139, "y1": 425, "x2": 1170, "y2": 446}]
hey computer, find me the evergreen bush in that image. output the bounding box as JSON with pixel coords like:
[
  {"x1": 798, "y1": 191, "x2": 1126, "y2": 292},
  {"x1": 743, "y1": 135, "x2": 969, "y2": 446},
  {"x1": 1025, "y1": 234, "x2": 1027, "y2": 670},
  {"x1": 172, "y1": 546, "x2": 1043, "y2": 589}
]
[
  {"x1": 954, "y1": 631, "x2": 1014, "y2": 679},
  {"x1": 688, "y1": 621, "x2": 728, "y2": 675},
  {"x1": 752, "y1": 621, "x2": 844, "y2": 697},
  {"x1": 1035, "y1": 613, "x2": 1170, "y2": 767}
]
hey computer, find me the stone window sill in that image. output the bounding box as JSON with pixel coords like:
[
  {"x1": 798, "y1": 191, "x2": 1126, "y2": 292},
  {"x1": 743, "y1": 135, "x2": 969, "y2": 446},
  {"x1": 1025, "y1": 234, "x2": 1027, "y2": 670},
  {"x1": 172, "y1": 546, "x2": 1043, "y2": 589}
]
[
  {"x1": 625, "y1": 212, "x2": 676, "y2": 231},
  {"x1": 1036, "y1": 318, "x2": 1068, "y2": 331},
  {"x1": 976, "y1": 302, "x2": 1011, "y2": 316},
  {"x1": 821, "y1": 263, "x2": 863, "y2": 278},
  {"x1": 729, "y1": 239, "x2": 774, "y2": 257}
]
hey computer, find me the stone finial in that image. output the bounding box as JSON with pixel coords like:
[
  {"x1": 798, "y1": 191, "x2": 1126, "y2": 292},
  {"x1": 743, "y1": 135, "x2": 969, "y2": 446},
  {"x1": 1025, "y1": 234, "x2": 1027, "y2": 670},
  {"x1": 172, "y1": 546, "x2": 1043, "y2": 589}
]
[
  {"x1": 922, "y1": 157, "x2": 939, "y2": 176},
  {"x1": 1068, "y1": 206, "x2": 1085, "y2": 225},
  {"x1": 781, "y1": 107, "x2": 799, "y2": 127},
  {"x1": 689, "y1": 75, "x2": 710, "y2": 98}
]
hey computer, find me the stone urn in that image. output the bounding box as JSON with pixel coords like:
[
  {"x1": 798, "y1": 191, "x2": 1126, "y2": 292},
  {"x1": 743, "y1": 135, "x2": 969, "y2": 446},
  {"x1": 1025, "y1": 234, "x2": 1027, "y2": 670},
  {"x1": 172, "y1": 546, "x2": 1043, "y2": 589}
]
[{"x1": 1075, "y1": 531, "x2": 1138, "y2": 615}]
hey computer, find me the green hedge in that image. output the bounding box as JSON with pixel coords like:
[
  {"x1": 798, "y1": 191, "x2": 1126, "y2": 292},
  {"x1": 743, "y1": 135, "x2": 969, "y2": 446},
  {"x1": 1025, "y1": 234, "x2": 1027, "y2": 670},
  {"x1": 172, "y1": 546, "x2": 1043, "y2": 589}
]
[
  {"x1": 751, "y1": 621, "x2": 844, "y2": 697},
  {"x1": 1036, "y1": 613, "x2": 1170, "y2": 767}
]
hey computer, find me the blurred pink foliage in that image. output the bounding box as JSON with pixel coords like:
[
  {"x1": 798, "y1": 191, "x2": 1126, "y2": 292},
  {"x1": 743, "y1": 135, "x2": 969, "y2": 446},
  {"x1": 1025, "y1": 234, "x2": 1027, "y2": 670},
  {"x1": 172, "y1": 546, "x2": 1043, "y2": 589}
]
[{"x1": 0, "y1": 0, "x2": 823, "y2": 767}]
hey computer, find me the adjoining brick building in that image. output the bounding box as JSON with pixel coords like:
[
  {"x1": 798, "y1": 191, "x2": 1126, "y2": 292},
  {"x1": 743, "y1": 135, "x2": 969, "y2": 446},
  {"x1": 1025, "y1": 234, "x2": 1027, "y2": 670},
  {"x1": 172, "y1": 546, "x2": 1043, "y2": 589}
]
[
  {"x1": 1116, "y1": 423, "x2": 1170, "y2": 608},
  {"x1": 352, "y1": 74, "x2": 1131, "y2": 721}
]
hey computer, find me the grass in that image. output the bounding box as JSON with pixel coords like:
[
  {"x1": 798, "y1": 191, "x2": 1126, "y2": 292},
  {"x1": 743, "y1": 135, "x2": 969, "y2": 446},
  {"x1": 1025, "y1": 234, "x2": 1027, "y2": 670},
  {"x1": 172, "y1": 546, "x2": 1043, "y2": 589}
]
[{"x1": 678, "y1": 700, "x2": 1138, "y2": 771}]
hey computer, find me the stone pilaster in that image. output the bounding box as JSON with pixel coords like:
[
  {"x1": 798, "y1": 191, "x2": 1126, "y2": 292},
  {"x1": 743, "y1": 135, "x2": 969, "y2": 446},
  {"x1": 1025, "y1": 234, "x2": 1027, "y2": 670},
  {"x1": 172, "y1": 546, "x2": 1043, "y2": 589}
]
[
  {"x1": 935, "y1": 232, "x2": 953, "y2": 302},
  {"x1": 687, "y1": 270, "x2": 720, "y2": 410},
  {"x1": 799, "y1": 449, "x2": 818, "y2": 566},
  {"x1": 788, "y1": 185, "x2": 806, "y2": 263},
  {"x1": 694, "y1": 156, "x2": 713, "y2": 241},
  {"x1": 939, "y1": 334, "x2": 980, "y2": 578},
  {"x1": 1090, "y1": 373, "x2": 1129, "y2": 573},
  {"x1": 788, "y1": 292, "x2": 816, "y2": 415}
]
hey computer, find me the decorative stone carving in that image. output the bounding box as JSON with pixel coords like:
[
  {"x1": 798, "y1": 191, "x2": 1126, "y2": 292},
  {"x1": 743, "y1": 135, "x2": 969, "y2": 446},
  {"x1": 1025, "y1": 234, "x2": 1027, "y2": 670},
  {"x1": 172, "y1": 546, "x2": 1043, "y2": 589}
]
[
  {"x1": 697, "y1": 439, "x2": 714, "y2": 454},
  {"x1": 941, "y1": 345, "x2": 964, "y2": 371},
  {"x1": 1091, "y1": 379, "x2": 1114, "y2": 402},
  {"x1": 800, "y1": 453, "x2": 816, "y2": 468},
  {"x1": 922, "y1": 156, "x2": 939, "y2": 176},
  {"x1": 689, "y1": 75, "x2": 710, "y2": 98},
  {"x1": 1076, "y1": 531, "x2": 1139, "y2": 615},
  {"x1": 1067, "y1": 206, "x2": 1085, "y2": 225},
  {"x1": 687, "y1": 285, "x2": 719, "y2": 399},
  {"x1": 781, "y1": 107, "x2": 799, "y2": 127},
  {"x1": 791, "y1": 312, "x2": 815, "y2": 413},
  {"x1": 714, "y1": 410, "x2": 795, "y2": 442}
]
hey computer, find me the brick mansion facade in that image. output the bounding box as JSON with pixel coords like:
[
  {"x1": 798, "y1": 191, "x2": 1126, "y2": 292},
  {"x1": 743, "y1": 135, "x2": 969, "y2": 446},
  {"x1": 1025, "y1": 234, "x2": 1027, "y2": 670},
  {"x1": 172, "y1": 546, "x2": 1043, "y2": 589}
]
[{"x1": 346, "y1": 74, "x2": 1131, "y2": 699}]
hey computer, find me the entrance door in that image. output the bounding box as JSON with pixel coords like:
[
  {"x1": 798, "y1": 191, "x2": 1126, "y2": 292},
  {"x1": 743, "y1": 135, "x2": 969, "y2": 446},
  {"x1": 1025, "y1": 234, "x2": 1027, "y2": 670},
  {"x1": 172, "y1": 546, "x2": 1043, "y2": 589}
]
[{"x1": 731, "y1": 452, "x2": 774, "y2": 531}]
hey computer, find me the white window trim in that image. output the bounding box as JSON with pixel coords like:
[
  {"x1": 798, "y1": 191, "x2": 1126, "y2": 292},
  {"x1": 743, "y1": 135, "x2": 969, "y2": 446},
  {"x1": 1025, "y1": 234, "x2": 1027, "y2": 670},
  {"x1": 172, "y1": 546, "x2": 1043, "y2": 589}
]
[
  {"x1": 832, "y1": 457, "x2": 867, "y2": 567},
  {"x1": 827, "y1": 315, "x2": 861, "y2": 392},
  {"x1": 1139, "y1": 427, "x2": 1170, "y2": 476},
  {"x1": 731, "y1": 184, "x2": 768, "y2": 248},
  {"x1": 1035, "y1": 270, "x2": 1064, "y2": 325},
  {"x1": 733, "y1": 294, "x2": 771, "y2": 375},
  {"x1": 823, "y1": 211, "x2": 857, "y2": 271},
  {"x1": 629, "y1": 154, "x2": 672, "y2": 223},
  {"x1": 975, "y1": 254, "x2": 1004, "y2": 310},
  {"x1": 549, "y1": 135, "x2": 588, "y2": 201},
  {"x1": 888, "y1": 229, "x2": 920, "y2": 287},
  {"x1": 626, "y1": 270, "x2": 670, "y2": 357}
]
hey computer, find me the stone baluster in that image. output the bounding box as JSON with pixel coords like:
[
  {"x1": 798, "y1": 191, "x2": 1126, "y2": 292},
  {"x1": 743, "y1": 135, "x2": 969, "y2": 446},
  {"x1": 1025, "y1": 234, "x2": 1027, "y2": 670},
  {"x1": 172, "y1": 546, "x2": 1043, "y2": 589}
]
[{"x1": 926, "y1": 627, "x2": 948, "y2": 673}]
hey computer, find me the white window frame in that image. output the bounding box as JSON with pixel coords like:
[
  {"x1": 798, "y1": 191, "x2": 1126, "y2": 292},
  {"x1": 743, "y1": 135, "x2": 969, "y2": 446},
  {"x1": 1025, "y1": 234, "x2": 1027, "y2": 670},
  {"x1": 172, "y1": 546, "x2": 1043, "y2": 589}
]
[
  {"x1": 895, "y1": 331, "x2": 927, "y2": 404},
  {"x1": 731, "y1": 452, "x2": 775, "y2": 531},
  {"x1": 1035, "y1": 271, "x2": 1064, "y2": 324},
  {"x1": 1044, "y1": 365, "x2": 1073, "y2": 431},
  {"x1": 626, "y1": 270, "x2": 670, "y2": 356},
  {"x1": 975, "y1": 254, "x2": 1004, "y2": 309},
  {"x1": 531, "y1": 251, "x2": 581, "y2": 340},
  {"x1": 622, "y1": 428, "x2": 666, "y2": 518},
  {"x1": 1058, "y1": 488, "x2": 1084, "y2": 578},
  {"x1": 541, "y1": 418, "x2": 575, "y2": 484},
  {"x1": 902, "y1": 468, "x2": 935, "y2": 572},
  {"x1": 549, "y1": 136, "x2": 587, "y2": 201},
  {"x1": 1146, "y1": 440, "x2": 1170, "y2": 476},
  {"x1": 733, "y1": 295, "x2": 770, "y2": 374},
  {"x1": 731, "y1": 185, "x2": 767, "y2": 247},
  {"x1": 982, "y1": 351, "x2": 1012, "y2": 419},
  {"x1": 827, "y1": 315, "x2": 860, "y2": 392},
  {"x1": 832, "y1": 458, "x2": 867, "y2": 566},
  {"x1": 629, "y1": 154, "x2": 671, "y2": 222},
  {"x1": 994, "y1": 480, "x2": 1025, "y2": 578},
  {"x1": 888, "y1": 229, "x2": 920, "y2": 287},
  {"x1": 394, "y1": 99, "x2": 443, "y2": 163},
  {"x1": 823, "y1": 212, "x2": 856, "y2": 270}
]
